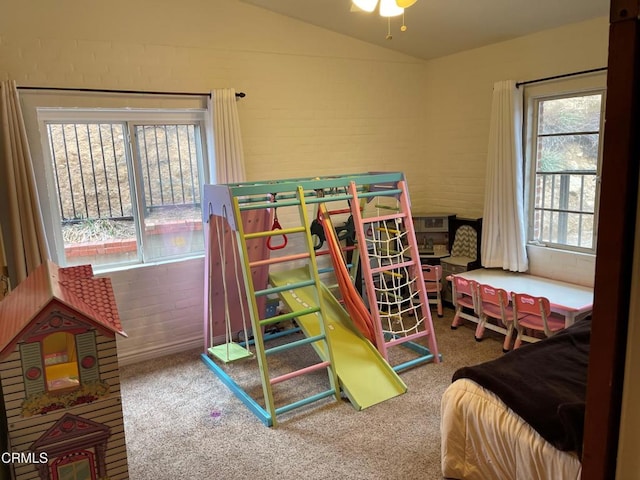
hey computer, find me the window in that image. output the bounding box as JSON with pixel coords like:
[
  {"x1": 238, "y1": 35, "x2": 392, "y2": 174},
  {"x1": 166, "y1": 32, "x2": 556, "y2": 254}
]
[
  {"x1": 38, "y1": 109, "x2": 208, "y2": 269},
  {"x1": 43, "y1": 331, "x2": 79, "y2": 391},
  {"x1": 524, "y1": 76, "x2": 606, "y2": 254},
  {"x1": 53, "y1": 451, "x2": 96, "y2": 480}
]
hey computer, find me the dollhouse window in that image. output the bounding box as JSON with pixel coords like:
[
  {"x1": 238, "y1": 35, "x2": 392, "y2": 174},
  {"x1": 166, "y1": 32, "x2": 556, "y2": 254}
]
[
  {"x1": 43, "y1": 332, "x2": 80, "y2": 392},
  {"x1": 52, "y1": 450, "x2": 96, "y2": 480},
  {"x1": 21, "y1": 330, "x2": 100, "y2": 397}
]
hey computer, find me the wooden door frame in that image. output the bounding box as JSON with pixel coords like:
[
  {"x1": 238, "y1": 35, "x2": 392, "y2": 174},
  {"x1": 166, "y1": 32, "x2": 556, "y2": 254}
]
[{"x1": 582, "y1": 0, "x2": 640, "y2": 478}]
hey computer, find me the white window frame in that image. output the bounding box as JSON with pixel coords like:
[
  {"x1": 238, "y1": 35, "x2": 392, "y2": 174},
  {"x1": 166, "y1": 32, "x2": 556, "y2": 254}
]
[
  {"x1": 36, "y1": 108, "x2": 209, "y2": 271},
  {"x1": 523, "y1": 74, "x2": 607, "y2": 255}
]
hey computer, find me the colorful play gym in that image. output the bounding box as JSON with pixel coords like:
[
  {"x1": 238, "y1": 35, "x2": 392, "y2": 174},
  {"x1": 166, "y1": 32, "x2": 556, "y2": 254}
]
[{"x1": 201, "y1": 171, "x2": 440, "y2": 427}]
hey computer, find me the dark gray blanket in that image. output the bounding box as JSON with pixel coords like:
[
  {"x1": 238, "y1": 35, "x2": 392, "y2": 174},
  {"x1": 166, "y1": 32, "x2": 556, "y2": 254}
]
[{"x1": 452, "y1": 317, "x2": 590, "y2": 457}]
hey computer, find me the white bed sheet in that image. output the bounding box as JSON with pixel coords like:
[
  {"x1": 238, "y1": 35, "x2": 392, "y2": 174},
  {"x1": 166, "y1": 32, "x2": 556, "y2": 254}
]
[{"x1": 441, "y1": 378, "x2": 581, "y2": 480}]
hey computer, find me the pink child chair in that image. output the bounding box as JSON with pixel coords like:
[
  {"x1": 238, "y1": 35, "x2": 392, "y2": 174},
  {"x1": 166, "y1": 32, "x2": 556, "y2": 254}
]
[
  {"x1": 511, "y1": 292, "x2": 566, "y2": 349},
  {"x1": 450, "y1": 276, "x2": 478, "y2": 329},
  {"x1": 422, "y1": 264, "x2": 443, "y2": 318},
  {"x1": 475, "y1": 283, "x2": 515, "y2": 352}
]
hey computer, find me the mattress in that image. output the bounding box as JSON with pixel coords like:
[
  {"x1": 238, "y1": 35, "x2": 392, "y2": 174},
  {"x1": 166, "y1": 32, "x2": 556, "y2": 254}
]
[{"x1": 441, "y1": 378, "x2": 582, "y2": 480}]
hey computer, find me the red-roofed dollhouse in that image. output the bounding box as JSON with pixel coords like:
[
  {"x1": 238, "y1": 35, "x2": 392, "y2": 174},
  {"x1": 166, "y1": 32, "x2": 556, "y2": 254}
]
[{"x1": 0, "y1": 260, "x2": 129, "y2": 480}]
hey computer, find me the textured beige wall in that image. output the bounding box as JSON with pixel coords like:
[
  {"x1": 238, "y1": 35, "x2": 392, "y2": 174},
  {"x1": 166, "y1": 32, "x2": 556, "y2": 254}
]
[
  {"x1": 1, "y1": 0, "x2": 428, "y2": 184},
  {"x1": 416, "y1": 16, "x2": 609, "y2": 218},
  {"x1": 415, "y1": 17, "x2": 608, "y2": 286}
]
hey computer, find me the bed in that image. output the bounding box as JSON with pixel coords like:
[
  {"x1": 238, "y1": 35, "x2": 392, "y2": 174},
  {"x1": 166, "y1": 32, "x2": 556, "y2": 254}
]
[{"x1": 441, "y1": 317, "x2": 590, "y2": 479}]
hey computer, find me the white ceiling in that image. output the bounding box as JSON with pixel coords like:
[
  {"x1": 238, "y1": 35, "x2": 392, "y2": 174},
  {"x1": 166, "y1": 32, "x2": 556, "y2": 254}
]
[{"x1": 239, "y1": 0, "x2": 610, "y2": 60}]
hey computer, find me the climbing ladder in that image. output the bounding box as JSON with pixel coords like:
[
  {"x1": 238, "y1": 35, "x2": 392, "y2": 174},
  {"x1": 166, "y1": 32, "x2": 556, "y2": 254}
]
[
  {"x1": 203, "y1": 184, "x2": 340, "y2": 427},
  {"x1": 348, "y1": 179, "x2": 441, "y2": 370}
]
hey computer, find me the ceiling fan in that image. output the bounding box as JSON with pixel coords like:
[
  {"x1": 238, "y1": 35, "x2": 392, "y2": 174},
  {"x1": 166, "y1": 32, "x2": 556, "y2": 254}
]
[
  {"x1": 350, "y1": 0, "x2": 418, "y2": 16},
  {"x1": 350, "y1": 0, "x2": 419, "y2": 39}
]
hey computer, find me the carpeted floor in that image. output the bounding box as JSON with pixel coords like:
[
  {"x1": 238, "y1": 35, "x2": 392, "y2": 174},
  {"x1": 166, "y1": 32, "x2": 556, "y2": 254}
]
[{"x1": 119, "y1": 307, "x2": 503, "y2": 480}]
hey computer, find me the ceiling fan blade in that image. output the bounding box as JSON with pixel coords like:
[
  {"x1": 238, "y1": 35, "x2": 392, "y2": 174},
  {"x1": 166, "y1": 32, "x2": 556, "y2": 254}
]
[
  {"x1": 352, "y1": 0, "x2": 379, "y2": 13},
  {"x1": 396, "y1": 0, "x2": 417, "y2": 7}
]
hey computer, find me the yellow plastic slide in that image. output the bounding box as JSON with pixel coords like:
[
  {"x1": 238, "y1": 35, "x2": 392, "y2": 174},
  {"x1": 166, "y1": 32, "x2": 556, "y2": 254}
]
[{"x1": 269, "y1": 267, "x2": 407, "y2": 410}]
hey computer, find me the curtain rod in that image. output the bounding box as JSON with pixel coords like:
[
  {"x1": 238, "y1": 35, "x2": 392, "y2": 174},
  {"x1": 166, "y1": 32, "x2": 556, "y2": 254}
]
[
  {"x1": 16, "y1": 85, "x2": 246, "y2": 98},
  {"x1": 516, "y1": 67, "x2": 608, "y2": 88}
]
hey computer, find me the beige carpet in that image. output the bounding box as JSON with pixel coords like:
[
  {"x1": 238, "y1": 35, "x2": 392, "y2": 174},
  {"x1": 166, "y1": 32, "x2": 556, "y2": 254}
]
[{"x1": 119, "y1": 307, "x2": 503, "y2": 480}]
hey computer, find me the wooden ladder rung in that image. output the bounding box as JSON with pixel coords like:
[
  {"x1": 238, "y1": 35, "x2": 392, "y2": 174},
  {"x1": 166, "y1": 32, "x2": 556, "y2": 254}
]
[
  {"x1": 265, "y1": 334, "x2": 326, "y2": 356},
  {"x1": 270, "y1": 361, "x2": 331, "y2": 385}
]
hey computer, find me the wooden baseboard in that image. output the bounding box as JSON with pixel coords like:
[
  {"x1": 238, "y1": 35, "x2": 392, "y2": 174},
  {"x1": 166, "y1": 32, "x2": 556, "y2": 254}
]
[
  {"x1": 116, "y1": 336, "x2": 204, "y2": 366},
  {"x1": 115, "y1": 332, "x2": 242, "y2": 366}
]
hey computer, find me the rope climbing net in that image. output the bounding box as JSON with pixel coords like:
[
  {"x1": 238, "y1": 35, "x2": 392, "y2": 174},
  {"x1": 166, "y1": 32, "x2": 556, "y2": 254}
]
[{"x1": 366, "y1": 216, "x2": 428, "y2": 339}]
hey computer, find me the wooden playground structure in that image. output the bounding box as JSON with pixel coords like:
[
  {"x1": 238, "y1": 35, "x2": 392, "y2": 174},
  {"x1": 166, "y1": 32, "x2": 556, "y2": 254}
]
[{"x1": 201, "y1": 172, "x2": 441, "y2": 426}]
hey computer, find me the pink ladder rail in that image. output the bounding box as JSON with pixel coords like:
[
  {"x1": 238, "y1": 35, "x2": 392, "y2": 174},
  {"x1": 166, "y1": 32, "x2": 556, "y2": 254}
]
[{"x1": 348, "y1": 180, "x2": 440, "y2": 365}]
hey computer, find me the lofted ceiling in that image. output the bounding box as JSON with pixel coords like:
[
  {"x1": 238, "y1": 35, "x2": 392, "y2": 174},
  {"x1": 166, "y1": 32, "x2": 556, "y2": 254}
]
[{"x1": 239, "y1": 0, "x2": 610, "y2": 60}]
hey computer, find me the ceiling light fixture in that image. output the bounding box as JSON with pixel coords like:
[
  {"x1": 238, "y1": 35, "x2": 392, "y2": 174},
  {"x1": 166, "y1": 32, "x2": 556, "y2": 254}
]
[{"x1": 351, "y1": 0, "x2": 418, "y2": 40}]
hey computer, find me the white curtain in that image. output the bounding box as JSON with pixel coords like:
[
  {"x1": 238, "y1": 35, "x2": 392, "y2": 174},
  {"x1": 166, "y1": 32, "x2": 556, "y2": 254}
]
[
  {"x1": 481, "y1": 80, "x2": 529, "y2": 272},
  {"x1": 207, "y1": 88, "x2": 246, "y2": 184},
  {"x1": 0, "y1": 80, "x2": 49, "y2": 288}
]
